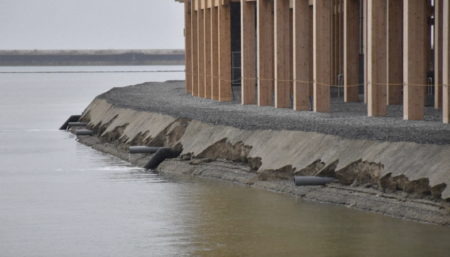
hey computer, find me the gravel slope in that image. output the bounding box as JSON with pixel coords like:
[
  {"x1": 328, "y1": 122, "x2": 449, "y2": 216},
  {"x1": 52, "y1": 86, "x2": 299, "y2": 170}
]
[{"x1": 96, "y1": 81, "x2": 450, "y2": 145}]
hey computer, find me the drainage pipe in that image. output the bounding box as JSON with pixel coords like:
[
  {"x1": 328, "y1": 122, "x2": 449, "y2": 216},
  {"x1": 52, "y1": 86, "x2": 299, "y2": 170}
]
[
  {"x1": 68, "y1": 122, "x2": 87, "y2": 127},
  {"x1": 75, "y1": 129, "x2": 93, "y2": 136},
  {"x1": 129, "y1": 146, "x2": 163, "y2": 154},
  {"x1": 294, "y1": 176, "x2": 338, "y2": 186},
  {"x1": 143, "y1": 148, "x2": 181, "y2": 170},
  {"x1": 59, "y1": 115, "x2": 81, "y2": 130}
]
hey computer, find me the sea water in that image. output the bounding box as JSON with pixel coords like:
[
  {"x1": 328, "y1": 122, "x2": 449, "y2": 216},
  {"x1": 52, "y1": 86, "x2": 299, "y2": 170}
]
[{"x1": 1, "y1": 66, "x2": 450, "y2": 257}]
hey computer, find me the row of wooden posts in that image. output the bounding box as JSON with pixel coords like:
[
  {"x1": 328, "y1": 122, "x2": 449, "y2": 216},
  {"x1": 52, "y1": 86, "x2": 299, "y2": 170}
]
[{"x1": 180, "y1": 0, "x2": 450, "y2": 123}]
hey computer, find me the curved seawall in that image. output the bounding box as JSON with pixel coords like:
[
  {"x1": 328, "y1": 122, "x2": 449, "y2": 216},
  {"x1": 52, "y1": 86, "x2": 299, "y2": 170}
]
[{"x1": 75, "y1": 81, "x2": 450, "y2": 225}]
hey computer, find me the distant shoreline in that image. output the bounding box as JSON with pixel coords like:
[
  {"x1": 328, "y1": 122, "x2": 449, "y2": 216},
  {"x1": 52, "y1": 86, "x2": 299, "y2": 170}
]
[{"x1": 0, "y1": 49, "x2": 185, "y2": 66}]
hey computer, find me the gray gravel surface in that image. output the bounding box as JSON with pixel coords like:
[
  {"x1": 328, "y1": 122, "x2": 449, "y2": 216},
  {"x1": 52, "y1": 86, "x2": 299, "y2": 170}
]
[{"x1": 96, "y1": 81, "x2": 450, "y2": 145}]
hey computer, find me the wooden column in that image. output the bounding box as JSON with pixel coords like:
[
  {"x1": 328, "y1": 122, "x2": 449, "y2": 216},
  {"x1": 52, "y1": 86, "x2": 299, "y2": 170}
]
[
  {"x1": 293, "y1": 0, "x2": 310, "y2": 111},
  {"x1": 344, "y1": 0, "x2": 359, "y2": 102},
  {"x1": 204, "y1": 6, "x2": 212, "y2": 99},
  {"x1": 198, "y1": 7, "x2": 205, "y2": 98},
  {"x1": 363, "y1": 0, "x2": 368, "y2": 103},
  {"x1": 424, "y1": 1, "x2": 432, "y2": 107},
  {"x1": 191, "y1": 2, "x2": 199, "y2": 96},
  {"x1": 435, "y1": 0, "x2": 443, "y2": 109},
  {"x1": 218, "y1": 0, "x2": 232, "y2": 101},
  {"x1": 289, "y1": 8, "x2": 294, "y2": 97},
  {"x1": 185, "y1": 1, "x2": 192, "y2": 94},
  {"x1": 309, "y1": 5, "x2": 314, "y2": 97},
  {"x1": 335, "y1": 1, "x2": 340, "y2": 86},
  {"x1": 339, "y1": 0, "x2": 344, "y2": 78},
  {"x1": 313, "y1": 0, "x2": 331, "y2": 113},
  {"x1": 368, "y1": 0, "x2": 387, "y2": 117},
  {"x1": 241, "y1": 0, "x2": 256, "y2": 105},
  {"x1": 387, "y1": 0, "x2": 403, "y2": 105},
  {"x1": 330, "y1": 0, "x2": 336, "y2": 85},
  {"x1": 257, "y1": 0, "x2": 275, "y2": 106},
  {"x1": 443, "y1": 0, "x2": 450, "y2": 123},
  {"x1": 275, "y1": 0, "x2": 291, "y2": 108},
  {"x1": 211, "y1": 6, "x2": 219, "y2": 100},
  {"x1": 403, "y1": 0, "x2": 427, "y2": 120}
]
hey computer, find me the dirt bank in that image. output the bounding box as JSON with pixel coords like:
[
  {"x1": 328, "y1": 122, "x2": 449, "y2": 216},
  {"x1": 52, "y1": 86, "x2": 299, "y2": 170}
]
[{"x1": 74, "y1": 81, "x2": 450, "y2": 226}]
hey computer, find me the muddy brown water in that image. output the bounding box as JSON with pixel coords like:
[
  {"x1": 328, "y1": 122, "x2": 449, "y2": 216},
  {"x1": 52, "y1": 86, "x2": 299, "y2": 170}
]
[{"x1": 1, "y1": 66, "x2": 450, "y2": 256}]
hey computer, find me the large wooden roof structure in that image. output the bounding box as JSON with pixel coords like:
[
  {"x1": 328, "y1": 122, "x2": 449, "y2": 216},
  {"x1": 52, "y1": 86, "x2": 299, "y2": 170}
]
[{"x1": 176, "y1": 0, "x2": 450, "y2": 123}]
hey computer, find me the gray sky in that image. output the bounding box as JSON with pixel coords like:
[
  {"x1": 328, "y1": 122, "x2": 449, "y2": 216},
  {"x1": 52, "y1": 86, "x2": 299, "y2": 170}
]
[{"x1": 0, "y1": 0, "x2": 185, "y2": 50}]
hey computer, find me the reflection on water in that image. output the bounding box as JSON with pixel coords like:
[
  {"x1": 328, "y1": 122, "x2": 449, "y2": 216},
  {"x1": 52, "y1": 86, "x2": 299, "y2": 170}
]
[{"x1": 1, "y1": 66, "x2": 450, "y2": 257}]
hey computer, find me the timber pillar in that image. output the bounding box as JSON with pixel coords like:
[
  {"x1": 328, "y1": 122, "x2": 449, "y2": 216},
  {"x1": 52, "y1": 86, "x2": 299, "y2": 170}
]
[
  {"x1": 191, "y1": 1, "x2": 198, "y2": 96},
  {"x1": 241, "y1": 0, "x2": 256, "y2": 105},
  {"x1": 403, "y1": 0, "x2": 427, "y2": 120},
  {"x1": 344, "y1": 0, "x2": 359, "y2": 102},
  {"x1": 387, "y1": 0, "x2": 403, "y2": 106},
  {"x1": 257, "y1": 0, "x2": 275, "y2": 106},
  {"x1": 444, "y1": 0, "x2": 450, "y2": 123},
  {"x1": 367, "y1": 0, "x2": 387, "y2": 117},
  {"x1": 184, "y1": 1, "x2": 192, "y2": 94},
  {"x1": 219, "y1": 0, "x2": 232, "y2": 101},
  {"x1": 293, "y1": 0, "x2": 310, "y2": 111},
  {"x1": 275, "y1": 0, "x2": 291, "y2": 108},
  {"x1": 313, "y1": 0, "x2": 331, "y2": 113}
]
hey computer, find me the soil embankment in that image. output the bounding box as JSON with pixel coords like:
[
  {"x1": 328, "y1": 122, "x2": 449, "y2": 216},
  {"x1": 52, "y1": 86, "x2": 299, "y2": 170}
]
[{"x1": 75, "y1": 81, "x2": 450, "y2": 226}]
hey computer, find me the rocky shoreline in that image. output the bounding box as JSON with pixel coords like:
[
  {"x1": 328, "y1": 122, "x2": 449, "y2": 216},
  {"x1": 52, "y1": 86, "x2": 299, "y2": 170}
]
[{"x1": 74, "y1": 81, "x2": 450, "y2": 226}]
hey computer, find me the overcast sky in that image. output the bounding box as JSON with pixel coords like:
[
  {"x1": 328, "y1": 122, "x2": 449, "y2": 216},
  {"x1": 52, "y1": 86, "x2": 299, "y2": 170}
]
[{"x1": 0, "y1": 0, "x2": 185, "y2": 50}]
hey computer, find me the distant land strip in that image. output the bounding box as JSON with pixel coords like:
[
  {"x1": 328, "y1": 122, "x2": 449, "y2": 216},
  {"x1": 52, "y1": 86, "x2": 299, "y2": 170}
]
[
  {"x1": 0, "y1": 49, "x2": 185, "y2": 66},
  {"x1": 0, "y1": 70, "x2": 185, "y2": 74}
]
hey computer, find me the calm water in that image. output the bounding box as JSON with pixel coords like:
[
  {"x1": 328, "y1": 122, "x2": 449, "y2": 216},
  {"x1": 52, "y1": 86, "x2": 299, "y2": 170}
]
[{"x1": 1, "y1": 66, "x2": 450, "y2": 257}]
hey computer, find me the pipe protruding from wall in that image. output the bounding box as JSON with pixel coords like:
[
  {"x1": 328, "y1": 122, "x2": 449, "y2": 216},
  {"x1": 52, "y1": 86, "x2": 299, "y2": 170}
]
[
  {"x1": 294, "y1": 176, "x2": 338, "y2": 186},
  {"x1": 68, "y1": 122, "x2": 87, "y2": 128},
  {"x1": 59, "y1": 115, "x2": 81, "y2": 130},
  {"x1": 143, "y1": 148, "x2": 181, "y2": 170},
  {"x1": 129, "y1": 146, "x2": 163, "y2": 154},
  {"x1": 75, "y1": 129, "x2": 93, "y2": 136}
]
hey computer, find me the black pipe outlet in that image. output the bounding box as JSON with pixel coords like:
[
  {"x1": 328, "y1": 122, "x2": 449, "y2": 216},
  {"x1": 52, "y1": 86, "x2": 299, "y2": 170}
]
[
  {"x1": 143, "y1": 148, "x2": 182, "y2": 170},
  {"x1": 59, "y1": 115, "x2": 81, "y2": 130}
]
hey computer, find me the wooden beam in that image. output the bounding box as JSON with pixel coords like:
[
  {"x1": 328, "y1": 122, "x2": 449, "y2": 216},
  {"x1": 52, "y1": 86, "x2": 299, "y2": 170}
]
[
  {"x1": 313, "y1": 0, "x2": 331, "y2": 113},
  {"x1": 367, "y1": 0, "x2": 387, "y2": 117},
  {"x1": 257, "y1": 0, "x2": 274, "y2": 106},
  {"x1": 191, "y1": 2, "x2": 199, "y2": 96},
  {"x1": 344, "y1": 0, "x2": 359, "y2": 102},
  {"x1": 330, "y1": 0, "x2": 336, "y2": 86},
  {"x1": 293, "y1": 0, "x2": 310, "y2": 111},
  {"x1": 363, "y1": 0, "x2": 368, "y2": 103},
  {"x1": 339, "y1": 0, "x2": 344, "y2": 78},
  {"x1": 435, "y1": 0, "x2": 443, "y2": 109},
  {"x1": 289, "y1": 8, "x2": 294, "y2": 97},
  {"x1": 241, "y1": 0, "x2": 256, "y2": 104},
  {"x1": 403, "y1": 0, "x2": 427, "y2": 120},
  {"x1": 185, "y1": 1, "x2": 192, "y2": 93},
  {"x1": 275, "y1": 0, "x2": 291, "y2": 108},
  {"x1": 387, "y1": 0, "x2": 403, "y2": 105},
  {"x1": 198, "y1": 8, "x2": 205, "y2": 98},
  {"x1": 218, "y1": 0, "x2": 232, "y2": 101},
  {"x1": 443, "y1": 0, "x2": 450, "y2": 123},
  {"x1": 204, "y1": 7, "x2": 212, "y2": 98},
  {"x1": 335, "y1": 1, "x2": 340, "y2": 86},
  {"x1": 211, "y1": 6, "x2": 220, "y2": 100},
  {"x1": 424, "y1": 0, "x2": 432, "y2": 107},
  {"x1": 309, "y1": 5, "x2": 313, "y2": 97}
]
